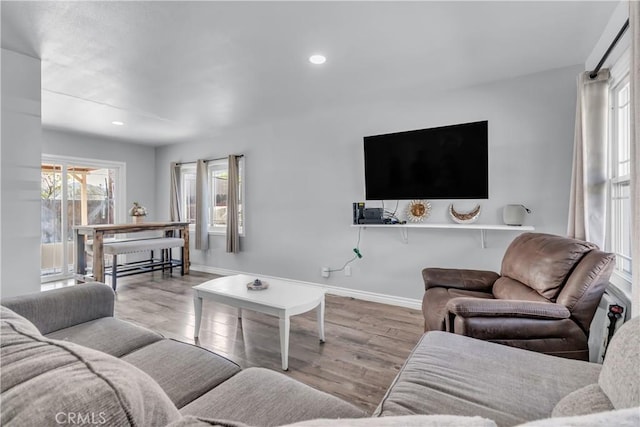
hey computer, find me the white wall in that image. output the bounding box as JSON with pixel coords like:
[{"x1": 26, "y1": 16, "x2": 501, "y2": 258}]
[
  {"x1": 42, "y1": 129, "x2": 157, "y2": 221},
  {"x1": 1, "y1": 49, "x2": 43, "y2": 298},
  {"x1": 156, "y1": 64, "x2": 581, "y2": 302}
]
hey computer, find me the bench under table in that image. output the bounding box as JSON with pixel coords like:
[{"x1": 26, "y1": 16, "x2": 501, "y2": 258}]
[{"x1": 102, "y1": 237, "x2": 185, "y2": 290}]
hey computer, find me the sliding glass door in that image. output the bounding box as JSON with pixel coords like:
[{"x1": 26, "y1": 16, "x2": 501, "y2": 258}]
[{"x1": 40, "y1": 156, "x2": 125, "y2": 280}]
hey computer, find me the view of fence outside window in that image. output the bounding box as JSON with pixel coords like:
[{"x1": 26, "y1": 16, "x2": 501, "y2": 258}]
[{"x1": 41, "y1": 160, "x2": 120, "y2": 279}]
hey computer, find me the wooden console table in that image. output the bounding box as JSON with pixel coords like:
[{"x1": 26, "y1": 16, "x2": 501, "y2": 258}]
[{"x1": 74, "y1": 222, "x2": 190, "y2": 283}]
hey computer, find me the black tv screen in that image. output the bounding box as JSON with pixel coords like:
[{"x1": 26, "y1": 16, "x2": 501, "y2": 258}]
[{"x1": 363, "y1": 121, "x2": 488, "y2": 200}]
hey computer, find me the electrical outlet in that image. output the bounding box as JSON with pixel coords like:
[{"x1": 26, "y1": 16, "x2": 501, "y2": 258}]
[
  {"x1": 344, "y1": 266, "x2": 352, "y2": 276},
  {"x1": 321, "y1": 267, "x2": 330, "y2": 278}
]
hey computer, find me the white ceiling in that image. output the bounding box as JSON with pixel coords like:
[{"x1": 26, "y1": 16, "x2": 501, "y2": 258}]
[{"x1": 1, "y1": 1, "x2": 618, "y2": 146}]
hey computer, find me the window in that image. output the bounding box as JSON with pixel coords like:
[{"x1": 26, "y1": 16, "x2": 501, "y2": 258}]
[
  {"x1": 41, "y1": 155, "x2": 125, "y2": 280},
  {"x1": 179, "y1": 157, "x2": 244, "y2": 234},
  {"x1": 608, "y1": 55, "x2": 632, "y2": 291},
  {"x1": 180, "y1": 165, "x2": 197, "y2": 224},
  {"x1": 208, "y1": 158, "x2": 244, "y2": 233}
]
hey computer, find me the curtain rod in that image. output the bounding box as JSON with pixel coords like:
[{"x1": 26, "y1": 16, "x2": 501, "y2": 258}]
[
  {"x1": 589, "y1": 19, "x2": 629, "y2": 79},
  {"x1": 175, "y1": 154, "x2": 244, "y2": 166}
]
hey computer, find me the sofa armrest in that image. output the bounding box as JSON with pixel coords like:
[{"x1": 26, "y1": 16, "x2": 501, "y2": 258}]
[
  {"x1": 446, "y1": 298, "x2": 570, "y2": 319},
  {"x1": 422, "y1": 268, "x2": 499, "y2": 292},
  {"x1": 1, "y1": 283, "x2": 114, "y2": 334}
]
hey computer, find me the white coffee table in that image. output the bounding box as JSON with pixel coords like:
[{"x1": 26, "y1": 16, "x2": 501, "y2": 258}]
[{"x1": 193, "y1": 274, "x2": 325, "y2": 370}]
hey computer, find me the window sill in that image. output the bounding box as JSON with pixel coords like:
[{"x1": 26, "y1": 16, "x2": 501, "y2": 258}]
[
  {"x1": 207, "y1": 229, "x2": 245, "y2": 237},
  {"x1": 208, "y1": 228, "x2": 244, "y2": 236},
  {"x1": 187, "y1": 225, "x2": 244, "y2": 237},
  {"x1": 608, "y1": 272, "x2": 632, "y2": 303}
]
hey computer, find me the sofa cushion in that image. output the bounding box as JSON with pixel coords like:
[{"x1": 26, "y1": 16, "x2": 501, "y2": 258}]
[
  {"x1": 599, "y1": 316, "x2": 640, "y2": 409},
  {"x1": 168, "y1": 417, "x2": 251, "y2": 427},
  {"x1": 423, "y1": 287, "x2": 494, "y2": 331},
  {"x1": 169, "y1": 414, "x2": 498, "y2": 427},
  {"x1": 1, "y1": 283, "x2": 115, "y2": 334},
  {"x1": 122, "y1": 339, "x2": 241, "y2": 408},
  {"x1": 1, "y1": 311, "x2": 181, "y2": 426},
  {"x1": 287, "y1": 415, "x2": 497, "y2": 426},
  {"x1": 45, "y1": 316, "x2": 164, "y2": 357},
  {"x1": 180, "y1": 367, "x2": 366, "y2": 426},
  {"x1": 0, "y1": 306, "x2": 41, "y2": 335},
  {"x1": 500, "y1": 233, "x2": 596, "y2": 300},
  {"x1": 551, "y1": 384, "x2": 613, "y2": 417},
  {"x1": 374, "y1": 331, "x2": 601, "y2": 426},
  {"x1": 516, "y1": 407, "x2": 640, "y2": 427},
  {"x1": 491, "y1": 277, "x2": 551, "y2": 302}
]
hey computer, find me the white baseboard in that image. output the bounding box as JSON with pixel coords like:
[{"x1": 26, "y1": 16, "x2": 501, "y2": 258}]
[{"x1": 191, "y1": 264, "x2": 422, "y2": 311}]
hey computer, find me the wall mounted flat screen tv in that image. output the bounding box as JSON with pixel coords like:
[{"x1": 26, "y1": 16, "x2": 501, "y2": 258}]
[{"x1": 363, "y1": 120, "x2": 488, "y2": 200}]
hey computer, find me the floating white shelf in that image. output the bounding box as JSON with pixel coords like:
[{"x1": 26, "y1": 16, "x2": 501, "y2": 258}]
[{"x1": 351, "y1": 223, "x2": 535, "y2": 248}]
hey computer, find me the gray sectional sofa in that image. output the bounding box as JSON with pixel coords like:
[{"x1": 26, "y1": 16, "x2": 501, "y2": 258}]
[{"x1": 1, "y1": 283, "x2": 639, "y2": 426}]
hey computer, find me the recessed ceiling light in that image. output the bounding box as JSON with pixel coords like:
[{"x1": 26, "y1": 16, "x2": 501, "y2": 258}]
[
  {"x1": 309, "y1": 54, "x2": 326, "y2": 65},
  {"x1": 111, "y1": 121, "x2": 125, "y2": 126}
]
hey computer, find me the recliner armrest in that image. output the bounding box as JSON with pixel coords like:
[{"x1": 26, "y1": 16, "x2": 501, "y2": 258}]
[
  {"x1": 422, "y1": 268, "x2": 499, "y2": 292},
  {"x1": 1, "y1": 283, "x2": 114, "y2": 334},
  {"x1": 446, "y1": 298, "x2": 570, "y2": 319}
]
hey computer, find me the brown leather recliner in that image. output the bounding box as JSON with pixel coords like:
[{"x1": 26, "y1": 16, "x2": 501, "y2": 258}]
[{"x1": 422, "y1": 232, "x2": 615, "y2": 360}]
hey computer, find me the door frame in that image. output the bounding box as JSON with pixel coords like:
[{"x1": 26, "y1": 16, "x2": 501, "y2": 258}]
[{"x1": 41, "y1": 154, "x2": 126, "y2": 282}]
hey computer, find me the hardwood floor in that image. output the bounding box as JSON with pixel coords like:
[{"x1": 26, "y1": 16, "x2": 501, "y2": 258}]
[{"x1": 107, "y1": 271, "x2": 424, "y2": 413}]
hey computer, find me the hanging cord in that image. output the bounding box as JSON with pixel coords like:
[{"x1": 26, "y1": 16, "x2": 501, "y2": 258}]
[
  {"x1": 383, "y1": 200, "x2": 401, "y2": 222},
  {"x1": 329, "y1": 227, "x2": 362, "y2": 272}
]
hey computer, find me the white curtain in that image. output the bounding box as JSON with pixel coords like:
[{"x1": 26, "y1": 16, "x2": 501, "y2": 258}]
[
  {"x1": 631, "y1": 1, "x2": 639, "y2": 317},
  {"x1": 195, "y1": 159, "x2": 209, "y2": 250},
  {"x1": 567, "y1": 70, "x2": 610, "y2": 248},
  {"x1": 169, "y1": 162, "x2": 182, "y2": 221},
  {"x1": 226, "y1": 155, "x2": 240, "y2": 253}
]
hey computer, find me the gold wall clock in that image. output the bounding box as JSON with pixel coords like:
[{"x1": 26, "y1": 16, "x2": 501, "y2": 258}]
[{"x1": 407, "y1": 200, "x2": 431, "y2": 222}]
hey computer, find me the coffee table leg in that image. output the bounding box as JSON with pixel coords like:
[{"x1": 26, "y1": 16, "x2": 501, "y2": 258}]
[
  {"x1": 318, "y1": 297, "x2": 325, "y2": 343},
  {"x1": 194, "y1": 294, "x2": 203, "y2": 338},
  {"x1": 279, "y1": 314, "x2": 290, "y2": 371}
]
